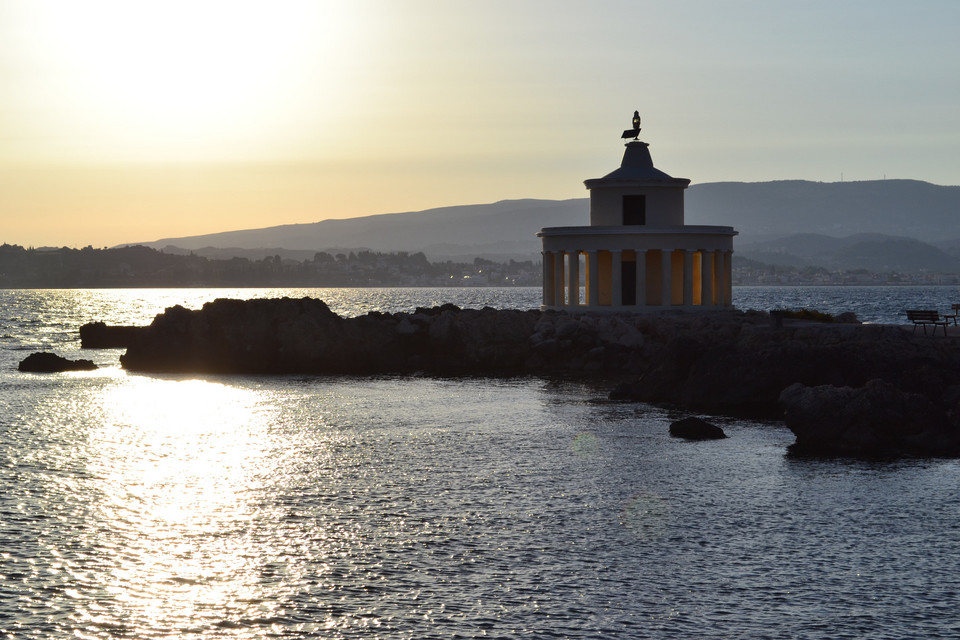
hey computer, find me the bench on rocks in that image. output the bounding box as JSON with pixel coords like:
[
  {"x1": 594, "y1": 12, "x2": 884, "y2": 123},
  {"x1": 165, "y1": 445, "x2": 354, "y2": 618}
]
[
  {"x1": 943, "y1": 303, "x2": 960, "y2": 326},
  {"x1": 907, "y1": 309, "x2": 949, "y2": 336}
]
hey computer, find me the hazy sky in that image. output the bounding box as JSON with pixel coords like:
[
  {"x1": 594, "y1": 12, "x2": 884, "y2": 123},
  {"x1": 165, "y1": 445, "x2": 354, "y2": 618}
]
[{"x1": 3, "y1": 0, "x2": 959, "y2": 248}]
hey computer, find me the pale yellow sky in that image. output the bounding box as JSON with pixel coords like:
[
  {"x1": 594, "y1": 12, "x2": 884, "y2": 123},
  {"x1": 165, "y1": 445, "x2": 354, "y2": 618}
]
[{"x1": 2, "y1": 0, "x2": 959, "y2": 248}]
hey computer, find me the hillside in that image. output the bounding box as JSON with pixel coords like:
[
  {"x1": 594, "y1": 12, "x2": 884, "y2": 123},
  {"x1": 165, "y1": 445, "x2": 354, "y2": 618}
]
[
  {"x1": 125, "y1": 179, "x2": 960, "y2": 262},
  {"x1": 131, "y1": 199, "x2": 587, "y2": 262},
  {"x1": 685, "y1": 179, "x2": 960, "y2": 242},
  {"x1": 738, "y1": 233, "x2": 960, "y2": 273}
]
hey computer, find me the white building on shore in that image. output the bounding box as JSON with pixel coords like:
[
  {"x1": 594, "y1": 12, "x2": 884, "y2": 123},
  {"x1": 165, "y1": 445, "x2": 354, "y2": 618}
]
[{"x1": 538, "y1": 114, "x2": 737, "y2": 312}]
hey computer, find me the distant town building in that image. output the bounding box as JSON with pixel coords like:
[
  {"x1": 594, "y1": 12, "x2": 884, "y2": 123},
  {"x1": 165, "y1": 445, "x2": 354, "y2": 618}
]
[{"x1": 538, "y1": 114, "x2": 737, "y2": 311}]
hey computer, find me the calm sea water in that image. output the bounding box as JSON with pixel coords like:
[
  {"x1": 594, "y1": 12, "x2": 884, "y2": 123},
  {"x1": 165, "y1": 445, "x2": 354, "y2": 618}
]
[{"x1": 3, "y1": 287, "x2": 960, "y2": 639}]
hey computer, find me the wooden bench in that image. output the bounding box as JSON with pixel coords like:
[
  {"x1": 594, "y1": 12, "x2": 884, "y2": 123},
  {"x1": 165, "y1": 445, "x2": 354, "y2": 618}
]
[
  {"x1": 943, "y1": 303, "x2": 960, "y2": 326},
  {"x1": 906, "y1": 309, "x2": 949, "y2": 336}
]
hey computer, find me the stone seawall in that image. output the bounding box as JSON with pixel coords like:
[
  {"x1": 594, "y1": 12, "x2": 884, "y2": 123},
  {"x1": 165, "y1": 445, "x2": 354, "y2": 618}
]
[
  {"x1": 91, "y1": 297, "x2": 960, "y2": 456},
  {"x1": 115, "y1": 297, "x2": 666, "y2": 376}
]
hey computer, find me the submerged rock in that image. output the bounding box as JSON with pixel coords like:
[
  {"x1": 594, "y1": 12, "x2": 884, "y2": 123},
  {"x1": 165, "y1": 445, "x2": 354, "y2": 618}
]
[
  {"x1": 669, "y1": 417, "x2": 727, "y2": 440},
  {"x1": 19, "y1": 352, "x2": 97, "y2": 373}
]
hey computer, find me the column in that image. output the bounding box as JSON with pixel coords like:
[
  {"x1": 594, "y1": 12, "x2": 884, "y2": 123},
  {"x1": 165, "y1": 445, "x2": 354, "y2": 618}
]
[
  {"x1": 660, "y1": 249, "x2": 672, "y2": 307},
  {"x1": 567, "y1": 250, "x2": 580, "y2": 307},
  {"x1": 635, "y1": 250, "x2": 647, "y2": 307},
  {"x1": 586, "y1": 250, "x2": 600, "y2": 307},
  {"x1": 700, "y1": 249, "x2": 714, "y2": 307},
  {"x1": 542, "y1": 251, "x2": 554, "y2": 307},
  {"x1": 611, "y1": 250, "x2": 623, "y2": 307},
  {"x1": 713, "y1": 250, "x2": 725, "y2": 307},
  {"x1": 723, "y1": 250, "x2": 733, "y2": 306},
  {"x1": 682, "y1": 249, "x2": 694, "y2": 307},
  {"x1": 554, "y1": 251, "x2": 566, "y2": 306}
]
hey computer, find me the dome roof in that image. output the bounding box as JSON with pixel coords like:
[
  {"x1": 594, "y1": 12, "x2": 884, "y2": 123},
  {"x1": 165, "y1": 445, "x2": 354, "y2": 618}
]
[{"x1": 584, "y1": 141, "x2": 690, "y2": 188}]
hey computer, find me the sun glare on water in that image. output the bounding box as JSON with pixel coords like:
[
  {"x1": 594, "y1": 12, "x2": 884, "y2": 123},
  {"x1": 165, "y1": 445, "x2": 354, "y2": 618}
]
[{"x1": 82, "y1": 377, "x2": 296, "y2": 632}]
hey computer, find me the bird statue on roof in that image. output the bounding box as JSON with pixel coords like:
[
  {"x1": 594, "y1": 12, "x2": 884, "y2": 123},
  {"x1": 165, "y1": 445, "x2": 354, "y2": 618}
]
[{"x1": 621, "y1": 110, "x2": 642, "y2": 140}]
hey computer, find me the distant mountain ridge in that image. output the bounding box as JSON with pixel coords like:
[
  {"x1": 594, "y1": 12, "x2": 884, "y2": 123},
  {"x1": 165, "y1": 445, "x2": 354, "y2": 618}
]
[
  {"x1": 684, "y1": 179, "x2": 960, "y2": 243},
  {"x1": 133, "y1": 199, "x2": 588, "y2": 262},
  {"x1": 738, "y1": 232, "x2": 960, "y2": 273},
  {"x1": 126, "y1": 179, "x2": 960, "y2": 264}
]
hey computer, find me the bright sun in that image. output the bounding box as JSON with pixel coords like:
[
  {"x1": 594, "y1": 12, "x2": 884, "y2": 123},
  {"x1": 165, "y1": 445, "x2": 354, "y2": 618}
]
[{"x1": 27, "y1": 1, "x2": 357, "y2": 161}]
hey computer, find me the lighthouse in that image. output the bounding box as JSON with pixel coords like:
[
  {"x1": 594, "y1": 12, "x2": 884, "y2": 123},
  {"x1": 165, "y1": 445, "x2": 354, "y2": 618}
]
[{"x1": 538, "y1": 113, "x2": 737, "y2": 311}]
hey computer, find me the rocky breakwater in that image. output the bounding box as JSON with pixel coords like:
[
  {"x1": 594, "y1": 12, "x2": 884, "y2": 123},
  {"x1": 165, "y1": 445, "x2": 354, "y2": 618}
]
[
  {"x1": 610, "y1": 317, "x2": 960, "y2": 455},
  {"x1": 116, "y1": 297, "x2": 654, "y2": 375},
  {"x1": 779, "y1": 380, "x2": 960, "y2": 457},
  {"x1": 107, "y1": 297, "x2": 960, "y2": 456}
]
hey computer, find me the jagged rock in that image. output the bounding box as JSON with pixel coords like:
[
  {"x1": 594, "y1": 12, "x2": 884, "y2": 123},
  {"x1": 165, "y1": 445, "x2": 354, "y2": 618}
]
[
  {"x1": 19, "y1": 352, "x2": 97, "y2": 373},
  {"x1": 611, "y1": 321, "x2": 960, "y2": 418},
  {"x1": 97, "y1": 296, "x2": 960, "y2": 458},
  {"x1": 80, "y1": 322, "x2": 147, "y2": 348},
  {"x1": 119, "y1": 298, "x2": 553, "y2": 375},
  {"x1": 669, "y1": 417, "x2": 727, "y2": 440},
  {"x1": 780, "y1": 379, "x2": 960, "y2": 457}
]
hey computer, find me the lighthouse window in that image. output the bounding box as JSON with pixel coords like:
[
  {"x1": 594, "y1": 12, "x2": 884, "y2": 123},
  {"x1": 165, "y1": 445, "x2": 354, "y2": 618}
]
[{"x1": 622, "y1": 195, "x2": 646, "y2": 225}]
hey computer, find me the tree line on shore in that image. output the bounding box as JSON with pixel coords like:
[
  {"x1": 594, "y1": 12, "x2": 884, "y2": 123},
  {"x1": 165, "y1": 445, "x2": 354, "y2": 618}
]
[
  {"x1": 0, "y1": 243, "x2": 540, "y2": 288},
  {"x1": 4, "y1": 242, "x2": 953, "y2": 288}
]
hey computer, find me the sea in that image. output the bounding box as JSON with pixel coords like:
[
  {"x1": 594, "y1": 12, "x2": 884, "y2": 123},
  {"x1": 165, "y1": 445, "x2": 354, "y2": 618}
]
[{"x1": 3, "y1": 286, "x2": 960, "y2": 639}]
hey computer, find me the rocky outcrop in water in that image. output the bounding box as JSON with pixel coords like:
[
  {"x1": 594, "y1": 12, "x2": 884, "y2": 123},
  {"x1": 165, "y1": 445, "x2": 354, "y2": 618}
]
[
  {"x1": 609, "y1": 320, "x2": 960, "y2": 418},
  {"x1": 80, "y1": 322, "x2": 148, "y2": 349},
  {"x1": 116, "y1": 297, "x2": 655, "y2": 375},
  {"x1": 780, "y1": 379, "x2": 960, "y2": 457},
  {"x1": 98, "y1": 296, "x2": 960, "y2": 456},
  {"x1": 19, "y1": 352, "x2": 97, "y2": 373},
  {"x1": 669, "y1": 417, "x2": 727, "y2": 440}
]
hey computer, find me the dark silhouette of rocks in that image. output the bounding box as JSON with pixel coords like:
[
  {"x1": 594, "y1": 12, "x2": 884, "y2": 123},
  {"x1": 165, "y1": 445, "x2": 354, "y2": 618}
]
[
  {"x1": 116, "y1": 297, "x2": 668, "y2": 375},
  {"x1": 669, "y1": 417, "x2": 727, "y2": 440},
  {"x1": 609, "y1": 320, "x2": 960, "y2": 419},
  {"x1": 19, "y1": 352, "x2": 97, "y2": 373},
  {"x1": 780, "y1": 380, "x2": 960, "y2": 457},
  {"x1": 93, "y1": 297, "x2": 960, "y2": 456},
  {"x1": 80, "y1": 322, "x2": 148, "y2": 349},
  {"x1": 118, "y1": 298, "x2": 539, "y2": 374}
]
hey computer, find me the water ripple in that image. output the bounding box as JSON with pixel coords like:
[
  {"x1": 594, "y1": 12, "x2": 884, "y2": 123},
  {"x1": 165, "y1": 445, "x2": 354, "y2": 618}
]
[{"x1": 5, "y1": 289, "x2": 960, "y2": 637}]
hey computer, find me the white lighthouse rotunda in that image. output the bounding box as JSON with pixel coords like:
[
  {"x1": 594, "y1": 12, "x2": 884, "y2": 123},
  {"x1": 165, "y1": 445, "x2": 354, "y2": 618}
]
[{"x1": 538, "y1": 115, "x2": 737, "y2": 311}]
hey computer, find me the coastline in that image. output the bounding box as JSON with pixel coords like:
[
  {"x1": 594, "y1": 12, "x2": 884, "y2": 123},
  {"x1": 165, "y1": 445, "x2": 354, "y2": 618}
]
[{"x1": 75, "y1": 296, "x2": 960, "y2": 457}]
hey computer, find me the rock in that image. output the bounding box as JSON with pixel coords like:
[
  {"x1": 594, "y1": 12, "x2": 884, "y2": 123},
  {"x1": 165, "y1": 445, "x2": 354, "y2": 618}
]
[
  {"x1": 780, "y1": 379, "x2": 960, "y2": 457},
  {"x1": 395, "y1": 316, "x2": 418, "y2": 335},
  {"x1": 555, "y1": 318, "x2": 580, "y2": 339},
  {"x1": 609, "y1": 380, "x2": 644, "y2": 401},
  {"x1": 118, "y1": 298, "x2": 552, "y2": 375},
  {"x1": 19, "y1": 352, "x2": 97, "y2": 373},
  {"x1": 611, "y1": 320, "x2": 960, "y2": 418},
  {"x1": 98, "y1": 295, "x2": 960, "y2": 460},
  {"x1": 74, "y1": 296, "x2": 960, "y2": 458},
  {"x1": 79, "y1": 322, "x2": 147, "y2": 348},
  {"x1": 669, "y1": 417, "x2": 727, "y2": 440}
]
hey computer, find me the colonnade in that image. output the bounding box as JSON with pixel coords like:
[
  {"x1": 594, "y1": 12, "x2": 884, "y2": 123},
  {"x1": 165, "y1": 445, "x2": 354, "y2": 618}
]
[{"x1": 541, "y1": 247, "x2": 733, "y2": 310}]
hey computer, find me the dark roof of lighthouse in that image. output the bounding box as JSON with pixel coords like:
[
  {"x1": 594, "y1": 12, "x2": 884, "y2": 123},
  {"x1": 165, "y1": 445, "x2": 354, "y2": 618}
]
[
  {"x1": 601, "y1": 141, "x2": 675, "y2": 180},
  {"x1": 583, "y1": 141, "x2": 691, "y2": 190}
]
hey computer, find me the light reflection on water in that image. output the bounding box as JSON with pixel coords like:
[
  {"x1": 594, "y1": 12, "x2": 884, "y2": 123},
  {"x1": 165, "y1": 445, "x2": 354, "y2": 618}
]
[
  {"x1": 87, "y1": 379, "x2": 283, "y2": 635},
  {"x1": 5, "y1": 288, "x2": 960, "y2": 637},
  {"x1": 6, "y1": 369, "x2": 960, "y2": 638}
]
